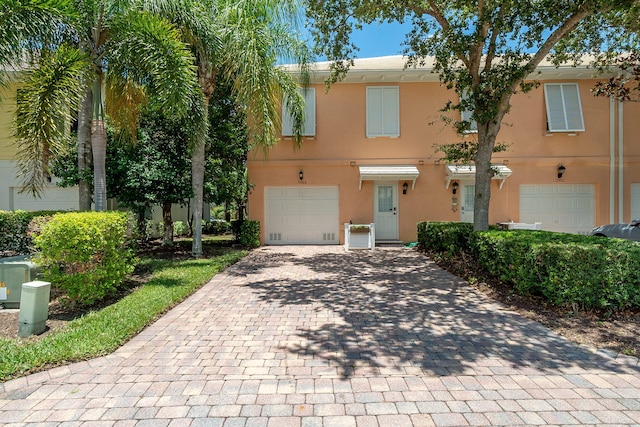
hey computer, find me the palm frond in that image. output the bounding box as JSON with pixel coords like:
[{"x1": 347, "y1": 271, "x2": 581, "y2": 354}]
[
  {"x1": 106, "y1": 9, "x2": 199, "y2": 118},
  {"x1": 13, "y1": 45, "x2": 90, "y2": 196}
]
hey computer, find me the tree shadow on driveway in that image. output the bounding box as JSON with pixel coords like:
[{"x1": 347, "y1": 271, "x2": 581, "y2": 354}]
[{"x1": 230, "y1": 247, "x2": 637, "y2": 379}]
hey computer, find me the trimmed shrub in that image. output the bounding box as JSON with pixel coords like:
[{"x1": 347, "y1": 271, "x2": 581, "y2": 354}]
[
  {"x1": 0, "y1": 210, "x2": 60, "y2": 256},
  {"x1": 173, "y1": 221, "x2": 186, "y2": 236},
  {"x1": 202, "y1": 220, "x2": 231, "y2": 235},
  {"x1": 419, "y1": 222, "x2": 640, "y2": 311},
  {"x1": 238, "y1": 220, "x2": 260, "y2": 248},
  {"x1": 33, "y1": 211, "x2": 138, "y2": 306},
  {"x1": 417, "y1": 221, "x2": 473, "y2": 256}
]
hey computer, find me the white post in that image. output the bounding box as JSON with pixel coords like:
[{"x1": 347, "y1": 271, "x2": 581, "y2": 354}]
[{"x1": 18, "y1": 281, "x2": 51, "y2": 338}]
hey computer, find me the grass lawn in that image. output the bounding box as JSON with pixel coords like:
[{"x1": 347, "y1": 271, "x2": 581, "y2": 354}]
[{"x1": 0, "y1": 237, "x2": 247, "y2": 382}]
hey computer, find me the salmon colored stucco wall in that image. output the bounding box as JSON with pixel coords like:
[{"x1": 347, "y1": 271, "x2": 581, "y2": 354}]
[{"x1": 247, "y1": 78, "x2": 640, "y2": 244}]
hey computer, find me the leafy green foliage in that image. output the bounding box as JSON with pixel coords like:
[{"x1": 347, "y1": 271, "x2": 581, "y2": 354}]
[
  {"x1": 0, "y1": 210, "x2": 59, "y2": 255},
  {"x1": 205, "y1": 80, "x2": 251, "y2": 214},
  {"x1": 106, "y1": 108, "x2": 193, "y2": 229},
  {"x1": 593, "y1": 52, "x2": 640, "y2": 102},
  {"x1": 418, "y1": 222, "x2": 640, "y2": 311},
  {"x1": 417, "y1": 221, "x2": 474, "y2": 257},
  {"x1": 234, "y1": 219, "x2": 260, "y2": 248},
  {"x1": 33, "y1": 212, "x2": 137, "y2": 306}
]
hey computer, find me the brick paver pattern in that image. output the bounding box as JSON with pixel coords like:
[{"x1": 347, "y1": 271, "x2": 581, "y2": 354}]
[{"x1": 1, "y1": 246, "x2": 639, "y2": 426}]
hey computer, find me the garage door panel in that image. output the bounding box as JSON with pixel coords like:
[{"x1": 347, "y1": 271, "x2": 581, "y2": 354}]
[
  {"x1": 520, "y1": 184, "x2": 594, "y2": 234},
  {"x1": 265, "y1": 186, "x2": 339, "y2": 245}
]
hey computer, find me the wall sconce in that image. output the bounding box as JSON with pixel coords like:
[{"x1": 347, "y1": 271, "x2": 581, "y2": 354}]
[
  {"x1": 299, "y1": 170, "x2": 304, "y2": 182},
  {"x1": 402, "y1": 182, "x2": 408, "y2": 195},
  {"x1": 350, "y1": 161, "x2": 356, "y2": 166},
  {"x1": 557, "y1": 165, "x2": 566, "y2": 179},
  {"x1": 452, "y1": 181, "x2": 459, "y2": 194}
]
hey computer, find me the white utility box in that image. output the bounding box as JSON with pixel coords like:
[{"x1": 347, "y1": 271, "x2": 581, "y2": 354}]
[{"x1": 18, "y1": 281, "x2": 51, "y2": 337}]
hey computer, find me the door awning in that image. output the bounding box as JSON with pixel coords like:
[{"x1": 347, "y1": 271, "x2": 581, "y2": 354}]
[
  {"x1": 359, "y1": 165, "x2": 419, "y2": 190},
  {"x1": 445, "y1": 164, "x2": 512, "y2": 190}
]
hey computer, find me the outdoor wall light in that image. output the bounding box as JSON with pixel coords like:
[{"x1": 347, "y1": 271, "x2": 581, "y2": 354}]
[
  {"x1": 557, "y1": 164, "x2": 566, "y2": 179},
  {"x1": 452, "y1": 181, "x2": 459, "y2": 194},
  {"x1": 299, "y1": 170, "x2": 304, "y2": 181},
  {"x1": 402, "y1": 182, "x2": 408, "y2": 194}
]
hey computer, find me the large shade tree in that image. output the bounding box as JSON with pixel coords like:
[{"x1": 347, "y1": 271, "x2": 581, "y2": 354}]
[
  {"x1": 308, "y1": 0, "x2": 640, "y2": 230},
  {"x1": 144, "y1": 0, "x2": 311, "y2": 256},
  {"x1": 0, "y1": 0, "x2": 199, "y2": 210}
]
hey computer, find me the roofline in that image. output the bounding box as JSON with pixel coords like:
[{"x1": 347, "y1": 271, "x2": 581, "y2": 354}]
[{"x1": 283, "y1": 55, "x2": 612, "y2": 84}]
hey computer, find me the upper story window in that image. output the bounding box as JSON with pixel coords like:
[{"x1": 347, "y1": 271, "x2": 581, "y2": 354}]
[
  {"x1": 544, "y1": 83, "x2": 585, "y2": 132},
  {"x1": 366, "y1": 86, "x2": 399, "y2": 138},
  {"x1": 282, "y1": 87, "x2": 315, "y2": 136},
  {"x1": 460, "y1": 91, "x2": 478, "y2": 133}
]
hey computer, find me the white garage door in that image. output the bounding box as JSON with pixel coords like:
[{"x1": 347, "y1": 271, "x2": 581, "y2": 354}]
[
  {"x1": 11, "y1": 186, "x2": 78, "y2": 211},
  {"x1": 520, "y1": 184, "x2": 595, "y2": 234},
  {"x1": 265, "y1": 186, "x2": 339, "y2": 245}
]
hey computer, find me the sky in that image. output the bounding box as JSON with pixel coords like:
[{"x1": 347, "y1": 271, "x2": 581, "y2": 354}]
[{"x1": 305, "y1": 21, "x2": 414, "y2": 61}]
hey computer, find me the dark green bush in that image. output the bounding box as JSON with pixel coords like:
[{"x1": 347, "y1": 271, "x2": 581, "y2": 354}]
[
  {"x1": 202, "y1": 220, "x2": 231, "y2": 235},
  {"x1": 0, "y1": 210, "x2": 60, "y2": 256},
  {"x1": 419, "y1": 222, "x2": 640, "y2": 311},
  {"x1": 33, "y1": 211, "x2": 138, "y2": 306},
  {"x1": 417, "y1": 221, "x2": 473, "y2": 256},
  {"x1": 238, "y1": 220, "x2": 260, "y2": 248}
]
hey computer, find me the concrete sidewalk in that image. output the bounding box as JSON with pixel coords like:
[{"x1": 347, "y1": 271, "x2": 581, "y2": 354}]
[{"x1": 1, "y1": 246, "x2": 639, "y2": 426}]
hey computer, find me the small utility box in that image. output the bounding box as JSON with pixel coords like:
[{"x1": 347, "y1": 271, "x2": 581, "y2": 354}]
[
  {"x1": 18, "y1": 281, "x2": 51, "y2": 338},
  {"x1": 0, "y1": 256, "x2": 38, "y2": 309}
]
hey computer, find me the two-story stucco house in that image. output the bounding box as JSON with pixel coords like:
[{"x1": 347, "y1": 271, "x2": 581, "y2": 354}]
[{"x1": 246, "y1": 55, "x2": 640, "y2": 245}]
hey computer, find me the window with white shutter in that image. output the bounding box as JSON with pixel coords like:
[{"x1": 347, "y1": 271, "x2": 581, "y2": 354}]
[
  {"x1": 460, "y1": 91, "x2": 478, "y2": 133},
  {"x1": 282, "y1": 88, "x2": 316, "y2": 136},
  {"x1": 366, "y1": 86, "x2": 399, "y2": 138},
  {"x1": 544, "y1": 83, "x2": 585, "y2": 132}
]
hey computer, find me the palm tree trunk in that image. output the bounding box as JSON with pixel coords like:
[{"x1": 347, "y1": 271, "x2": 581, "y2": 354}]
[
  {"x1": 91, "y1": 76, "x2": 108, "y2": 212},
  {"x1": 91, "y1": 117, "x2": 107, "y2": 211},
  {"x1": 77, "y1": 86, "x2": 93, "y2": 211},
  {"x1": 191, "y1": 130, "x2": 206, "y2": 256}
]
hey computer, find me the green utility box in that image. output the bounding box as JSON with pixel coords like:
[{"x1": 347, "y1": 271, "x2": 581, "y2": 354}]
[
  {"x1": 0, "y1": 256, "x2": 39, "y2": 309},
  {"x1": 18, "y1": 281, "x2": 51, "y2": 337}
]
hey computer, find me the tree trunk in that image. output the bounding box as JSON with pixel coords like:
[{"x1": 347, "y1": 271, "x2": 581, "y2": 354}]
[
  {"x1": 473, "y1": 124, "x2": 500, "y2": 231},
  {"x1": 162, "y1": 201, "x2": 174, "y2": 246},
  {"x1": 191, "y1": 101, "x2": 208, "y2": 257},
  {"x1": 91, "y1": 77, "x2": 108, "y2": 212},
  {"x1": 77, "y1": 86, "x2": 93, "y2": 211},
  {"x1": 91, "y1": 117, "x2": 107, "y2": 211}
]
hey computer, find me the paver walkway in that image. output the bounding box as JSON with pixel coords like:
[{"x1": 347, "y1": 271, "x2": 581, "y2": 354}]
[{"x1": 1, "y1": 246, "x2": 639, "y2": 426}]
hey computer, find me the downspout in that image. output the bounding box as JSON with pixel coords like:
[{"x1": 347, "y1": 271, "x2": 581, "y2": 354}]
[
  {"x1": 618, "y1": 100, "x2": 624, "y2": 223},
  {"x1": 610, "y1": 97, "x2": 616, "y2": 224}
]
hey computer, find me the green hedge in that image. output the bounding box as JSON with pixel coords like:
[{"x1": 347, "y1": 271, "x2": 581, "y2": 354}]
[
  {"x1": 418, "y1": 221, "x2": 640, "y2": 311},
  {"x1": 0, "y1": 210, "x2": 60, "y2": 256},
  {"x1": 417, "y1": 221, "x2": 474, "y2": 256},
  {"x1": 33, "y1": 211, "x2": 138, "y2": 306}
]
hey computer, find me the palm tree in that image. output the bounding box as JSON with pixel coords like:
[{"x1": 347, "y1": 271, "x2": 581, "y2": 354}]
[
  {"x1": 144, "y1": 0, "x2": 311, "y2": 256},
  {"x1": 0, "y1": 0, "x2": 199, "y2": 210}
]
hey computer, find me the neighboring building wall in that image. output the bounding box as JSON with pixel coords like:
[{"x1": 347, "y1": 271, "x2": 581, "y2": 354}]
[
  {"x1": 0, "y1": 82, "x2": 79, "y2": 211},
  {"x1": 247, "y1": 62, "x2": 639, "y2": 244}
]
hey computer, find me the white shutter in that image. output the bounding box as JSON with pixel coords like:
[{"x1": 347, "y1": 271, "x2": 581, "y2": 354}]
[
  {"x1": 302, "y1": 88, "x2": 315, "y2": 136},
  {"x1": 281, "y1": 88, "x2": 316, "y2": 136},
  {"x1": 366, "y1": 86, "x2": 399, "y2": 137},
  {"x1": 460, "y1": 91, "x2": 478, "y2": 132},
  {"x1": 366, "y1": 87, "x2": 384, "y2": 137},
  {"x1": 544, "y1": 83, "x2": 585, "y2": 132}
]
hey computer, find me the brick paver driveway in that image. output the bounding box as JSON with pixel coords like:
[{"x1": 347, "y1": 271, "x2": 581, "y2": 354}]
[{"x1": 1, "y1": 246, "x2": 640, "y2": 426}]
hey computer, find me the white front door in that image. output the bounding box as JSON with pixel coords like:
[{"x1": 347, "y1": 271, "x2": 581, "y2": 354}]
[
  {"x1": 374, "y1": 182, "x2": 398, "y2": 240},
  {"x1": 460, "y1": 183, "x2": 475, "y2": 223}
]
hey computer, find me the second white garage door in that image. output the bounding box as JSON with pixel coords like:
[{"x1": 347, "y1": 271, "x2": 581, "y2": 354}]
[
  {"x1": 520, "y1": 184, "x2": 595, "y2": 234},
  {"x1": 265, "y1": 186, "x2": 339, "y2": 245}
]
